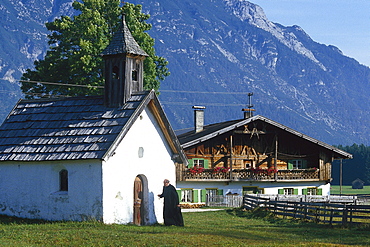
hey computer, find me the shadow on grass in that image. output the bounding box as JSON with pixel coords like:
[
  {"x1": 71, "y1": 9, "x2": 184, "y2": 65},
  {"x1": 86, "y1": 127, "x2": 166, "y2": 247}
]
[
  {"x1": 0, "y1": 214, "x2": 53, "y2": 225},
  {"x1": 226, "y1": 207, "x2": 289, "y2": 225},
  {"x1": 0, "y1": 214, "x2": 104, "y2": 227}
]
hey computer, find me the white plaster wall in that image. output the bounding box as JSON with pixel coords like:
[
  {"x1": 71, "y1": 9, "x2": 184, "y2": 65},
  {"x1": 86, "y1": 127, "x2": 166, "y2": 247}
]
[
  {"x1": 0, "y1": 160, "x2": 103, "y2": 221},
  {"x1": 102, "y1": 107, "x2": 176, "y2": 225},
  {"x1": 177, "y1": 181, "x2": 330, "y2": 196}
]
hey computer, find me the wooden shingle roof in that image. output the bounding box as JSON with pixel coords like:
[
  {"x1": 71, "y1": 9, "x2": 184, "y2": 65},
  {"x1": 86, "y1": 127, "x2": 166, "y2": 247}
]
[
  {"x1": 0, "y1": 91, "x2": 154, "y2": 161},
  {"x1": 177, "y1": 115, "x2": 352, "y2": 159},
  {"x1": 101, "y1": 15, "x2": 148, "y2": 57}
]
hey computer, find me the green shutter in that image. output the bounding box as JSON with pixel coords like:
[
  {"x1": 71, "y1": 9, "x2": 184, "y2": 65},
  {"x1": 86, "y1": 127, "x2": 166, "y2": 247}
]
[
  {"x1": 177, "y1": 190, "x2": 182, "y2": 202},
  {"x1": 288, "y1": 161, "x2": 293, "y2": 169},
  {"x1": 317, "y1": 188, "x2": 323, "y2": 195},
  {"x1": 293, "y1": 189, "x2": 299, "y2": 195},
  {"x1": 201, "y1": 189, "x2": 207, "y2": 202},
  {"x1": 188, "y1": 159, "x2": 194, "y2": 168},
  {"x1": 278, "y1": 189, "x2": 284, "y2": 195},
  {"x1": 302, "y1": 160, "x2": 308, "y2": 169},
  {"x1": 193, "y1": 189, "x2": 199, "y2": 203},
  {"x1": 204, "y1": 159, "x2": 209, "y2": 169},
  {"x1": 302, "y1": 189, "x2": 308, "y2": 195},
  {"x1": 217, "y1": 189, "x2": 223, "y2": 196}
]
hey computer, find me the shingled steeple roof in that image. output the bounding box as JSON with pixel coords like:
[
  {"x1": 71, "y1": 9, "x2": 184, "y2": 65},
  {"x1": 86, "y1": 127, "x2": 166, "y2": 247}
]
[{"x1": 101, "y1": 15, "x2": 148, "y2": 57}]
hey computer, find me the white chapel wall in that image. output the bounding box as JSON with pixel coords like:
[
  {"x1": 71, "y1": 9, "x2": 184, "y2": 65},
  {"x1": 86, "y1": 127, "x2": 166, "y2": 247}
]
[
  {"x1": 0, "y1": 159, "x2": 103, "y2": 221},
  {"x1": 102, "y1": 106, "x2": 176, "y2": 225}
]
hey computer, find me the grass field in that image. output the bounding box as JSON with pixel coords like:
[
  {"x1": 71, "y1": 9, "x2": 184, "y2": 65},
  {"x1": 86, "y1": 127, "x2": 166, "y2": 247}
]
[
  {"x1": 0, "y1": 208, "x2": 369, "y2": 246},
  {"x1": 331, "y1": 185, "x2": 370, "y2": 195}
]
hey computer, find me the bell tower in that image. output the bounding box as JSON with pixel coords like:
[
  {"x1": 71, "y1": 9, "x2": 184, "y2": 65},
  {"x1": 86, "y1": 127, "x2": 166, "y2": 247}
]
[{"x1": 101, "y1": 15, "x2": 148, "y2": 108}]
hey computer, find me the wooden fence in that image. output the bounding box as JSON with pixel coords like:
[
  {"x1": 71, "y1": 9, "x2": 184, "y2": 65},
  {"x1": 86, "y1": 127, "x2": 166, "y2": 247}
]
[
  {"x1": 206, "y1": 195, "x2": 243, "y2": 208},
  {"x1": 243, "y1": 194, "x2": 370, "y2": 226}
]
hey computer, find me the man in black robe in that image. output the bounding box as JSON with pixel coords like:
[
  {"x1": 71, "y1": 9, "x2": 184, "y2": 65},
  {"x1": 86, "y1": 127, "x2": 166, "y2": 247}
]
[{"x1": 158, "y1": 179, "x2": 184, "y2": 226}]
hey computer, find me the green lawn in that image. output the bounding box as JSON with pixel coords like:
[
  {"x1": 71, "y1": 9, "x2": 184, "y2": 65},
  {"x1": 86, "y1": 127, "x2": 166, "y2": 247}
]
[
  {"x1": 331, "y1": 185, "x2": 370, "y2": 195},
  {"x1": 0, "y1": 209, "x2": 369, "y2": 246}
]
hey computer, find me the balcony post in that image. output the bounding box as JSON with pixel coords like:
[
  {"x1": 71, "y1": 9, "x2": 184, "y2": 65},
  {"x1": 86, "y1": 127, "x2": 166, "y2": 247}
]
[
  {"x1": 274, "y1": 135, "x2": 278, "y2": 181},
  {"x1": 230, "y1": 135, "x2": 233, "y2": 180}
]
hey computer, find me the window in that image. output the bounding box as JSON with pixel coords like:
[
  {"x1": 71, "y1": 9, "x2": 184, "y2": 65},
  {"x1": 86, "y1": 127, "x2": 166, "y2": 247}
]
[
  {"x1": 284, "y1": 188, "x2": 294, "y2": 195},
  {"x1": 288, "y1": 159, "x2": 307, "y2": 169},
  {"x1": 112, "y1": 66, "x2": 119, "y2": 79},
  {"x1": 181, "y1": 189, "x2": 193, "y2": 203},
  {"x1": 303, "y1": 187, "x2": 323, "y2": 195},
  {"x1": 59, "y1": 169, "x2": 68, "y2": 191},
  {"x1": 193, "y1": 159, "x2": 204, "y2": 168},
  {"x1": 206, "y1": 189, "x2": 218, "y2": 197},
  {"x1": 292, "y1": 160, "x2": 302, "y2": 169},
  {"x1": 188, "y1": 158, "x2": 209, "y2": 169},
  {"x1": 132, "y1": 70, "x2": 138, "y2": 81},
  {"x1": 307, "y1": 188, "x2": 317, "y2": 195},
  {"x1": 138, "y1": 147, "x2": 144, "y2": 158},
  {"x1": 278, "y1": 188, "x2": 298, "y2": 195}
]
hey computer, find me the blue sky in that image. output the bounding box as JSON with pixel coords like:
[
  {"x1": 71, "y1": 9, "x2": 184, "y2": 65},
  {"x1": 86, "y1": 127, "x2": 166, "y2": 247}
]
[{"x1": 250, "y1": 0, "x2": 370, "y2": 67}]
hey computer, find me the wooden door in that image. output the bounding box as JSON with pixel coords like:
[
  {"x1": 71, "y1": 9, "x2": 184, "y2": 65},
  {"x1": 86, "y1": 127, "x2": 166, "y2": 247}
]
[{"x1": 133, "y1": 176, "x2": 142, "y2": 225}]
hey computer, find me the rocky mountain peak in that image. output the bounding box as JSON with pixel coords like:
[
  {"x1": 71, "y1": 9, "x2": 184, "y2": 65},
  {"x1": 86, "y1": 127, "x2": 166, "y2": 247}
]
[
  {"x1": 224, "y1": 0, "x2": 267, "y2": 24},
  {"x1": 224, "y1": 0, "x2": 325, "y2": 70},
  {"x1": 0, "y1": 0, "x2": 369, "y2": 145}
]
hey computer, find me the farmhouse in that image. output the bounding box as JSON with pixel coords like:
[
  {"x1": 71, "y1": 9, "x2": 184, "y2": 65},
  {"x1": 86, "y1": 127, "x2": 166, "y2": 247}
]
[
  {"x1": 0, "y1": 17, "x2": 186, "y2": 225},
  {"x1": 175, "y1": 106, "x2": 352, "y2": 204}
]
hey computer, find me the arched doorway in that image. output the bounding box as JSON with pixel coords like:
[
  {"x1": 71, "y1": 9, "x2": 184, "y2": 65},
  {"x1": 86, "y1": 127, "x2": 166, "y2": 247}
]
[{"x1": 133, "y1": 175, "x2": 149, "y2": 225}]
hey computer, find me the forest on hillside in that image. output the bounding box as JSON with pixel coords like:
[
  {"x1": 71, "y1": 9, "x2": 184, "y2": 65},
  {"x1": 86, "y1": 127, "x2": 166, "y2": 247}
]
[{"x1": 331, "y1": 144, "x2": 370, "y2": 185}]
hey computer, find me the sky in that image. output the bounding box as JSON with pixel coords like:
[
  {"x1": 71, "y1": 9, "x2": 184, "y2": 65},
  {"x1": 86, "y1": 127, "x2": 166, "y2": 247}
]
[{"x1": 250, "y1": 0, "x2": 370, "y2": 67}]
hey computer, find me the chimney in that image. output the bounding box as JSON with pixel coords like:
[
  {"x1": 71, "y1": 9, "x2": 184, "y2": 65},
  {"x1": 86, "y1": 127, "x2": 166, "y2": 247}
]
[
  {"x1": 242, "y1": 92, "x2": 255, "y2": 119},
  {"x1": 193, "y1": 106, "x2": 206, "y2": 133}
]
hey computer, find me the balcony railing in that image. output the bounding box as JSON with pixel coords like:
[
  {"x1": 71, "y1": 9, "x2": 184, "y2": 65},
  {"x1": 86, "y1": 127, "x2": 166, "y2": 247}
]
[{"x1": 180, "y1": 168, "x2": 320, "y2": 181}]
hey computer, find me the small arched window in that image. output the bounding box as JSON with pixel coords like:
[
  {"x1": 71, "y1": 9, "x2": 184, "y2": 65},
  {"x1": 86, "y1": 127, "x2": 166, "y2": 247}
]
[
  {"x1": 59, "y1": 169, "x2": 68, "y2": 191},
  {"x1": 112, "y1": 66, "x2": 119, "y2": 79},
  {"x1": 132, "y1": 70, "x2": 138, "y2": 81}
]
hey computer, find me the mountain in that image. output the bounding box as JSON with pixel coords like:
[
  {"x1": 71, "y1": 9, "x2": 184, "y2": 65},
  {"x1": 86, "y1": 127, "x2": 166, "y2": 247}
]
[
  {"x1": 0, "y1": 0, "x2": 75, "y2": 120},
  {"x1": 0, "y1": 0, "x2": 369, "y2": 146},
  {"x1": 132, "y1": 0, "x2": 370, "y2": 145}
]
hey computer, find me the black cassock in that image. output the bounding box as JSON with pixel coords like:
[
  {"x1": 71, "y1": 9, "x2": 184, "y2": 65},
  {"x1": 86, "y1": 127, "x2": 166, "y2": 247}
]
[{"x1": 159, "y1": 184, "x2": 184, "y2": 226}]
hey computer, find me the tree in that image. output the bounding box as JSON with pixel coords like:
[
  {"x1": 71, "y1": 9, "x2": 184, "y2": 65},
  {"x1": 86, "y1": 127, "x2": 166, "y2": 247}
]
[
  {"x1": 21, "y1": 1, "x2": 169, "y2": 99},
  {"x1": 332, "y1": 144, "x2": 370, "y2": 185}
]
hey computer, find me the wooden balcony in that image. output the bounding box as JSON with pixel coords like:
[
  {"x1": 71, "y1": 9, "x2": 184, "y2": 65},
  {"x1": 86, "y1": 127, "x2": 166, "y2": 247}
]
[{"x1": 176, "y1": 166, "x2": 320, "y2": 182}]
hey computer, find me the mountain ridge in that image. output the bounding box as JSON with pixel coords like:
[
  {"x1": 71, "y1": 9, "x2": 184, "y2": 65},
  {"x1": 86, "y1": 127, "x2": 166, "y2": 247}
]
[{"x1": 0, "y1": 0, "x2": 369, "y2": 145}]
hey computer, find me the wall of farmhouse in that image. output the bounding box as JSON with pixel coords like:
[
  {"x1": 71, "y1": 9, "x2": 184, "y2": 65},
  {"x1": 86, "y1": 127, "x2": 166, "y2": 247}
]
[
  {"x1": 177, "y1": 181, "x2": 331, "y2": 197},
  {"x1": 102, "y1": 107, "x2": 176, "y2": 225},
  {"x1": 0, "y1": 159, "x2": 103, "y2": 221}
]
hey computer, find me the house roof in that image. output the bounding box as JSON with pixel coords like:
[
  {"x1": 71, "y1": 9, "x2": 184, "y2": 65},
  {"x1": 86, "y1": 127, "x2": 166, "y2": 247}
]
[
  {"x1": 177, "y1": 115, "x2": 352, "y2": 159},
  {"x1": 352, "y1": 178, "x2": 365, "y2": 184},
  {"x1": 0, "y1": 90, "x2": 185, "y2": 162},
  {"x1": 101, "y1": 15, "x2": 148, "y2": 57}
]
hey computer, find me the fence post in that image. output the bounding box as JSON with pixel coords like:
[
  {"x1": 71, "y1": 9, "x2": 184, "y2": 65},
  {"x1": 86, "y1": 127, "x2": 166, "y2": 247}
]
[
  {"x1": 329, "y1": 208, "x2": 334, "y2": 226},
  {"x1": 283, "y1": 205, "x2": 287, "y2": 219},
  {"x1": 342, "y1": 205, "x2": 348, "y2": 226},
  {"x1": 304, "y1": 204, "x2": 308, "y2": 220},
  {"x1": 294, "y1": 203, "x2": 298, "y2": 219}
]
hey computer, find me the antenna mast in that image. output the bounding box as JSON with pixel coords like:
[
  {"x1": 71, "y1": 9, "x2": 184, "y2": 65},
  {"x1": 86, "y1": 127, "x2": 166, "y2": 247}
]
[{"x1": 242, "y1": 92, "x2": 255, "y2": 119}]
